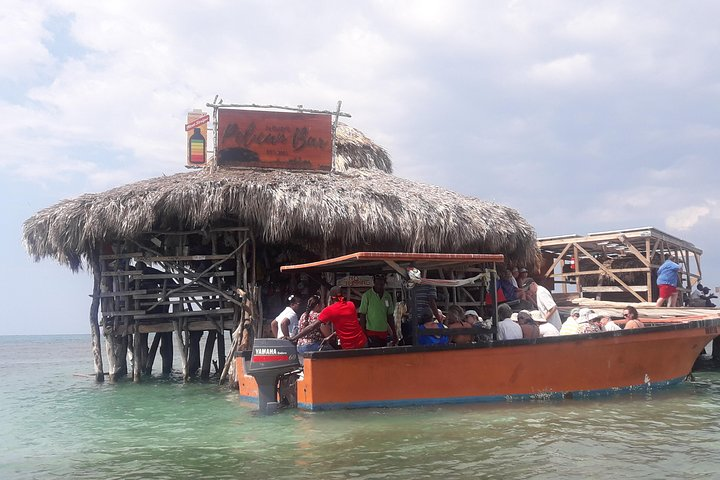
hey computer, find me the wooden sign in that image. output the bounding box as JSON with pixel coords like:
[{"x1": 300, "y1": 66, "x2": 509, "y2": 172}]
[{"x1": 217, "y1": 109, "x2": 332, "y2": 171}]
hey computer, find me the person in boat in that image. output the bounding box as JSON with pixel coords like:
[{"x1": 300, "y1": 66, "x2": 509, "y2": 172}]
[
  {"x1": 405, "y1": 270, "x2": 445, "y2": 345},
  {"x1": 358, "y1": 274, "x2": 398, "y2": 347},
  {"x1": 271, "y1": 294, "x2": 302, "y2": 339},
  {"x1": 294, "y1": 295, "x2": 332, "y2": 355},
  {"x1": 294, "y1": 286, "x2": 367, "y2": 349},
  {"x1": 516, "y1": 311, "x2": 540, "y2": 339},
  {"x1": 496, "y1": 304, "x2": 522, "y2": 340},
  {"x1": 510, "y1": 266, "x2": 520, "y2": 289},
  {"x1": 446, "y1": 309, "x2": 474, "y2": 344},
  {"x1": 600, "y1": 315, "x2": 621, "y2": 332},
  {"x1": 521, "y1": 279, "x2": 562, "y2": 331},
  {"x1": 517, "y1": 268, "x2": 529, "y2": 287},
  {"x1": 577, "y1": 311, "x2": 603, "y2": 334},
  {"x1": 560, "y1": 308, "x2": 581, "y2": 335},
  {"x1": 622, "y1": 305, "x2": 644, "y2": 329},
  {"x1": 656, "y1": 255, "x2": 682, "y2": 307},
  {"x1": 531, "y1": 310, "x2": 560, "y2": 337},
  {"x1": 498, "y1": 268, "x2": 518, "y2": 302}
]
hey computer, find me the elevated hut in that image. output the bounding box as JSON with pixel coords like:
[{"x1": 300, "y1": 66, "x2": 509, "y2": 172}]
[
  {"x1": 23, "y1": 122, "x2": 538, "y2": 384},
  {"x1": 538, "y1": 227, "x2": 703, "y2": 304}
]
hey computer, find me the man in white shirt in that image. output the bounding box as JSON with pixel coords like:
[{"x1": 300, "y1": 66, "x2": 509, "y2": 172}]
[
  {"x1": 531, "y1": 310, "x2": 560, "y2": 337},
  {"x1": 522, "y1": 280, "x2": 562, "y2": 331},
  {"x1": 496, "y1": 304, "x2": 522, "y2": 341}
]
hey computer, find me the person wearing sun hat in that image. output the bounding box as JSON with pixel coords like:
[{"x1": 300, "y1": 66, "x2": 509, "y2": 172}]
[
  {"x1": 560, "y1": 307, "x2": 581, "y2": 335},
  {"x1": 577, "y1": 312, "x2": 603, "y2": 334},
  {"x1": 531, "y1": 310, "x2": 560, "y2": 337}
]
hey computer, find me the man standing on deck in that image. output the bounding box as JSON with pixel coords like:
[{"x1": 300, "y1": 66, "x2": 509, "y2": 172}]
[
  {"x1": 358, "y1": 274, "x2": 398, "y2": 347},
  {"x1": 656, "y1": 255, "x2": 682, "y2": 307},
  {"x1": 522, "y1": 279, "x2": 562, "y2": 331}
]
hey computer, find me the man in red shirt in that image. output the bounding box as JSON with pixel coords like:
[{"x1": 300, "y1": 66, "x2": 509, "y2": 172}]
[{"x1": 319, "y1": 286, "x2": 367, "y2": 349}]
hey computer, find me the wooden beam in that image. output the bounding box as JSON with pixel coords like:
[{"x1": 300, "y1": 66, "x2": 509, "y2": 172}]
[{"x1": 574, "y1": 243, "x2": 646, "y2": 302}]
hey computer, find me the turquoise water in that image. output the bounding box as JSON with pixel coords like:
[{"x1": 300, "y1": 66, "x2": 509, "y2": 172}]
[{"x1": 3, "y1": 335, "x2": 720, "y2": 479}]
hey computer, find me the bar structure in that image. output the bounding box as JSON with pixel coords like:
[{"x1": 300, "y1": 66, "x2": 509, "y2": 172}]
[
  {"x1": 23, "y1": 108, "x2": 540, "y2": 384},
  {"x1": 537, "y1": 227, "x2": 703, "y2": 304}
]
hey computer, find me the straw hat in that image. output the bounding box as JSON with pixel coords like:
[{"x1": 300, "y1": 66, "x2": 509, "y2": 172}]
[
  {"x1": 530, "y1": 310, "x2": 546, "y2": 323},
  {"x1": 511, "y1": 312, "x2": 519, "y2": 322},
  {"x1": 578, "y1": 308, "x2": 593, "y2": 324}
]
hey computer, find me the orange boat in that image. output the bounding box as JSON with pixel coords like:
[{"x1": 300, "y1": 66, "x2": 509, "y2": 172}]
[{"x1": 237, "y1": 252, "x2": 720, "y2": 411}]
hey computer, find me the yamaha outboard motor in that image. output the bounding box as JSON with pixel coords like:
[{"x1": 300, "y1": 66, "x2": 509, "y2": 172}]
[{"x1": 245, "y1": 338, "x2": 300, "y2": 414}]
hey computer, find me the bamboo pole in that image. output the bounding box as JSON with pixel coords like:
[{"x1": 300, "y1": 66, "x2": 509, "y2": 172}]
[{"x1": 90, "y1": 259, "x2": 105, "y2": 382}]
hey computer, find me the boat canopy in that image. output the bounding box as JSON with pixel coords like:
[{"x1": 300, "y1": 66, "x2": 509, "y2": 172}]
[{"x1": 279, "y1": 251, "x2": 505, "y2": 276}]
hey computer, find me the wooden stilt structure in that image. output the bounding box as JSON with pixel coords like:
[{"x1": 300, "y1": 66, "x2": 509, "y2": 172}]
[{"x1": 90, "y1": 260, "x2": 104, "y2": 382}]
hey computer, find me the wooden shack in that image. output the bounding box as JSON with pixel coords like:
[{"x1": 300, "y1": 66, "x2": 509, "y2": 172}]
[
  {"x1": 23, "y1": 107, "x2": 539, "y2": 385},
  {"x1": 537, "y1": 227, "x2": 703, "y2": 304}
]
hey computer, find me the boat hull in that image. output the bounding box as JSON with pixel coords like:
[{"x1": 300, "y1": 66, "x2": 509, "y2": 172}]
[{"x1": 238, "y1": 318, "x2": 720, "y2": 411}]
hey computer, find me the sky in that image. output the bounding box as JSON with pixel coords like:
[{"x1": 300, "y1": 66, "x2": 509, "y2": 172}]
[{"x1": 2, "y1": 1, "x2": 720, "y2": 335}]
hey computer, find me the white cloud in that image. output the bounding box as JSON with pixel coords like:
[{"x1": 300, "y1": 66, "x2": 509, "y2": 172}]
[
  {"x1": 666, "y1": 205, "x2": 712, "y2": 231},
  {"x1": 0, "y1": 3, "x2": 54, "y2": 79},
  {"x1": 529, "y1": 54, "x2": 596, "y2": 86}
]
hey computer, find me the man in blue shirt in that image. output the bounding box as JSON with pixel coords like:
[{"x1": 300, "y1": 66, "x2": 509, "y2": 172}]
[{"x1": 656, "y1": 255, "x2": 682, "y2": 307}]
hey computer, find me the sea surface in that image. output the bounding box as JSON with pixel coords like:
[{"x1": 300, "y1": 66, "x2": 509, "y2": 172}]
[{"x1": 2, "y1": 335, "x2": 720, "y2": 479}]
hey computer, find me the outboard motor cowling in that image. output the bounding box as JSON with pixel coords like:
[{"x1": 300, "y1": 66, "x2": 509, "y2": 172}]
[{"x1": 245, "y1": 338, "x2": 300, "y2": 414}]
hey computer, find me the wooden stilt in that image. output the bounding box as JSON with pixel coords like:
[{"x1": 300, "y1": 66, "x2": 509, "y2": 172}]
[
  {"x1": 144, "y1": 333, "x2": 161, "y2": 375},
  {"x1": 132, "y1": 333, "x2": 142, "y2": 383},
  {"x1": 174, "y1": 320, "x2": 189, "y2": 381},
  {"x1": 90, "y1": 262, "x2": 104, "y2": 382},
  {"x1": 188, "y1": 330, "x2": 203, "y2": 377},
  {"x1": 201, "y1": 330, "x2": 217, "y2": 379},
  {"x1": 160, "y1": 332, "x2": 173, "y2": 374},
  {"x1": 217, "y1": 329, "x2": 226, "y2": 374}
]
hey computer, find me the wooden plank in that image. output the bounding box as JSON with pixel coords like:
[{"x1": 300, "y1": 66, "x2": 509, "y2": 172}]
[
  {"x1": 99, "y1": 252, "x2": 143, "y2": 260},
  {"x1": 137, "y1": 255, "x2": 234, "y2": 262},
  {"x1": 134, "y1": 308, "x2": 234, "y2": 320},
  {"x1": 101, "y1": 270, "x2": 235, "y2": 278},
  {"x1": 97, "y1": 289, "x2": 147, "y2": 298},
  {"x1": 133, "y1": 290, "x2": 225, "y2": 299},
  {"x1": 102, "y1": 310, "x2": 147, "y2": 317},
  {"x1": 582, "y1": 286, "x2": 649, "y2": 293}
]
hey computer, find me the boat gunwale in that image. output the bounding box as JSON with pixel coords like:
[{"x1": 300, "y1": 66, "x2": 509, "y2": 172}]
[{"x1": 237, "y1": 316, "x2": 720, "y2": 361}]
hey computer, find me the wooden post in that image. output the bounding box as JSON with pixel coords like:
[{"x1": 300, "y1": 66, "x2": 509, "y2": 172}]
[
  {"x1": 144, "y1": 333, "x2": 161, "y2": 375},
  {"x1": 201, "y1": 330, "x2": 218, "y2": 379},
  {"x1": 174, "y1": 320, "x2": 189, "y2": 381},
  {"x1": 160, "y1": 331, "x2": 173, "y2": 375},
  {"x1": 217, "y1": 329, "x2": 226, "y2": 374},
  {"x1": 188, "y1": 330, "x2": 203, "y2": 377},
  {"x1": 132, "y1": 332, "x2": 142, "y2": 383},
  {"x1": 90, "y1": 261, "x2": 105, "y2": 382}
]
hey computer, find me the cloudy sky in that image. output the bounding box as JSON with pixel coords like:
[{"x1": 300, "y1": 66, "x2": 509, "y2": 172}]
[{"x1": 2, "y1": 1, "x2": 720, "y2": 334}]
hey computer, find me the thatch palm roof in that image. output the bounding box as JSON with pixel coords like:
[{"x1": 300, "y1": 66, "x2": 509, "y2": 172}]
[{"x1": 23, "y1": 124, "x2": 538, "y2": 270}]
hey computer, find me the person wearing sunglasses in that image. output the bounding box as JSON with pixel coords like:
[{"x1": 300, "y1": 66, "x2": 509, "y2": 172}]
[{"x1": 622, "y1": 305, "x2": 644, "y2": 329}]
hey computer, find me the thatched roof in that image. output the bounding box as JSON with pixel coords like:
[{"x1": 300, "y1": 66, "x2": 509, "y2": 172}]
[{"x1": 23, "y1": 124, "x2": 538, "y2": 270}]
